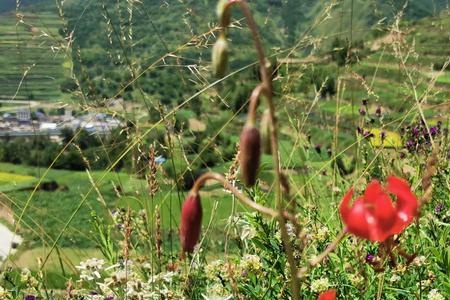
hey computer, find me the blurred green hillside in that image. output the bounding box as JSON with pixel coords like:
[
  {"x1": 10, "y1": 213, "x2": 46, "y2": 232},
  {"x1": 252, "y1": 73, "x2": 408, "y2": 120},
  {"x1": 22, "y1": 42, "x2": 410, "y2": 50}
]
[{"x1": 1, "y1": 0, "x2": 447, "y2": 103}]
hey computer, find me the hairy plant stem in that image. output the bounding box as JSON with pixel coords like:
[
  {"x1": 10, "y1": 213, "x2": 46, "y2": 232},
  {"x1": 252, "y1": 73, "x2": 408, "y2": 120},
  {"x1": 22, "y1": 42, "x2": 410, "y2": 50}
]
[
  {"x1": 192, "y1": 172, "x2": 278, "y2": 218},
  {"x1": 234, "y1": 1, "x2": 300, "y2": 298}
]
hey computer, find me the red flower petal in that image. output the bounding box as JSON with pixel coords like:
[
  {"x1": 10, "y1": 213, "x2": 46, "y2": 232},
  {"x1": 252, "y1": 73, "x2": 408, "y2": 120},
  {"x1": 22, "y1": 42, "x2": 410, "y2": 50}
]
[
  {"x1": 342, "y1": 197, "x2": 371, "y2": 240},
  {"x1": 386, "y1": 176, "x2": 418, "y2": 235},
  {"x1": 372, "y1": 193, "x2": 396, "y2": 233},
  {"x1": 318, "y1": 289, "x2": 337, "y2": 300},
  {"x1": 364, "y1": 180, "x2": 383, "y2": 205}
]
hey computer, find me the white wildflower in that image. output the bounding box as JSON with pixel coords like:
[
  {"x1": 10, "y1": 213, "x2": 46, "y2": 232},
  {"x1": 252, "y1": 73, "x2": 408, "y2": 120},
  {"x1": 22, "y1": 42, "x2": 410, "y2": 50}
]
[
  {"x1": 311, "y1": 277, "x2": 329, "y2": 293},
  {"x1": 413, "y1": 256, "x2": 426, "y2": 267},
  {"x1": 416, "y1": 279, "x2": 432, "y2": 287},
  {"x1": 316, "y1": 226, "x2": 329, "y2": 242},
  {"x1": 205, "y1": 259, "x2": 225, "y2": 279},
  {"x1": 161, "y1": 271, "x2": 175, "y2": 283},
  {"x1": 76, "y1": 258, "x2": 105, "y2": 282},
  {"x1": 348, "y1": 274, "x2": 364, "y2": 285},
  {"x1": 240, "y1": 254, "x2": 262, "y2": 274},
  {"x1": 241, "y1": 223, "x2": 257, "y2": 240},
  {"x1": 202, "y1": 283, "x2": 231, "y2": 299},
  {"x1": 0, "y1": 287, "x2": 11, "y2": 299},
  {"x1": 428, "y1": 289, "x2": 444, "y2": 300},
  {"x1": 389, "y1": 274, "x2": 401, "y2": 283}
]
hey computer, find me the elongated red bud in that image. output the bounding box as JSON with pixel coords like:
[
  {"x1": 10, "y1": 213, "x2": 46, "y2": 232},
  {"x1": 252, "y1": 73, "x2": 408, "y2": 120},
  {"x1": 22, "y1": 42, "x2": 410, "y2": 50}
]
[
  {"x1": 212, "y1": 34, "x2": 229, "y2": 78},
  {"x1": 180, "y1": 192, "x2": 202, "y2": 253},
  {"x1": 260, "y1": 109, "x2": 272, "y2": 154},
  {"x1": 239, "y1": 125, "x2": 261, "y2": 187}
]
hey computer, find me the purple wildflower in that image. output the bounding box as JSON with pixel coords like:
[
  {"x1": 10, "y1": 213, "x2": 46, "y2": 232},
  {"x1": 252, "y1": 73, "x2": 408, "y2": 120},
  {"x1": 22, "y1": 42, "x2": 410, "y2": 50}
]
[
  {"x1": 399, "y1": 152, "x2": 406, "y2": 159},
  {"x1": 435, "y1": 203, "x2": 445, "y2": 214},
  {"x1": 412, "y1": 127, "x2": 419, "y2": 137},
  {"x1": 359, "y1": 107, "x2": 366, "y2": 116},
  {"x1": 25, "y1": 296, "x2": 36, "y2": 300},
  {"x1": 366, "y1": 254, "x2": 375, "y2": 263},
  {"x1": 357, "y1": 127, "x2": 363, "y2": 135},
  {"x1": 375, "y1": 106, "x2": 382, "y2": 117},
  {"x1": 364, "y1": 131, "x2": 374, "y2": 138},
  {"x1": 380, "y1": 132, "x2": 386, "y2": 140},
  {"x1": 430, "y1": 126, "x2": 439, "y2": 136},
  {"x1": 406, "y1": 140, "x2": 414, "y2": 149}
]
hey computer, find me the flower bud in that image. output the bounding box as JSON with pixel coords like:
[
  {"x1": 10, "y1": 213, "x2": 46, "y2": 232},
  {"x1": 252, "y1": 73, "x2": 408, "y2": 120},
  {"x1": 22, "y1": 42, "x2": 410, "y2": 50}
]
[
  {"x1": 260, "y1": 109, "x2": 272, "y2": 154},
  {"x1": 212, "y1": 34, "x2": 229, "y2": 78},
  {"x1": 217, "y1": 0, "x2": 232, "y2": 27},
  {"x1": 180, "y1": 192, "x2": 202, "y2": 253},
  {"x1": 239, "y1": 125, "x2": 261, "y2": 187}
]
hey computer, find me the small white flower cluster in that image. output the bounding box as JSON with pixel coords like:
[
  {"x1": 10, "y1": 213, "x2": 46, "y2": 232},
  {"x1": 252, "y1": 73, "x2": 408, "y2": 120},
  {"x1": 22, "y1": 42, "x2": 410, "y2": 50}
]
[
  {"x1": 389, "y1": 274, "x2": 401, "y2": 283},
  {"x1": 311, "y1": 277, "x2": 330, "y2": 293},
  {"x1": 413, "y1": 255, "x2": 427, "y2": 267},
  {"x1": 203, "y1": 283, "x2": 232, "y2": 300},
  {"x1": 348, "y1": 274, "x2": 364, "y2": 286},
  {"x1": 239, "y1": 254, "x2": 263, "y2": 275},
  {"x1": 427, "y1": 289, "x2": 445, "y2": 300},
  {"x1": 20, "y1": 268, "x2": 39, "y2": 288},
  {"x1": 76, "y1": 258, "x2": 105, "y2": 281},
  {"x1": 205, "y1": 259, "x2": 226, "y2": 280},
  {"x1": 0, "y1": 287, "x2": 11, "y2": 299},
  {"x1": 315, "y1": 226, "x2": 330, "y2": 242}
]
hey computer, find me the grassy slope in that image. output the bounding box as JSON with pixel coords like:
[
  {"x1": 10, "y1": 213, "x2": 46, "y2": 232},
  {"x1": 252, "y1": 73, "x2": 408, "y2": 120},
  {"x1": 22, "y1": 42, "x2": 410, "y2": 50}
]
[{"x1": 0, "y1": 9, "x2": 70, "y2": 101}]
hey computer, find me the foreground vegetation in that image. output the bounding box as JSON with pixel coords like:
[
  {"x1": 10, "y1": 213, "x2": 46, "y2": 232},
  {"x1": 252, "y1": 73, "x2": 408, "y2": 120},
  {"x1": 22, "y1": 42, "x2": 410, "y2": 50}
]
[{"x1": 0, "y1": 0, "x2": 449, "y2": 299}]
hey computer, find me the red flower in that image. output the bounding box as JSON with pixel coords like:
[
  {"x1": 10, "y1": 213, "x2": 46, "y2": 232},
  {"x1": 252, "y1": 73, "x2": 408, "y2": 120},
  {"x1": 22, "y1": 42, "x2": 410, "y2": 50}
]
[
  {"x1": 180, "y1": 193, "x2": 202, "y2": 253},
  {"x1": 318, "y1": 289, "x2": 336, "y2": 300},
  {"x1": 340, "y1": 176, "x2": 418, "y2": 242}
]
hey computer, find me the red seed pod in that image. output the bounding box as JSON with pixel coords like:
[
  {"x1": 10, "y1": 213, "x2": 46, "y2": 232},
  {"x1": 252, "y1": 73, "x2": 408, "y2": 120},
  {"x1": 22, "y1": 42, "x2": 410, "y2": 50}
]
[
  {"x1": 239, "y1": 125, "x2": 261, "y2": 187},
  {"x1": 180, "y1": 192, "x2": 202, "y2": 253}
]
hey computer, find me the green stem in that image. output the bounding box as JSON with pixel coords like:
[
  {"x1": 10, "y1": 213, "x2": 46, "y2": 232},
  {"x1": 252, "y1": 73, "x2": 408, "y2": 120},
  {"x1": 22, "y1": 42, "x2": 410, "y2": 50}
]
[{"x1": 235, "y1": 1, "x2": 300, "y2": 298}]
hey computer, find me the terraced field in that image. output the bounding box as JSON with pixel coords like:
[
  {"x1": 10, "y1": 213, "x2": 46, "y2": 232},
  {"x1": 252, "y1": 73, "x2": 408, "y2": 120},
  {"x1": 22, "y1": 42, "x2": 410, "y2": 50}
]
[
  {"x1": 0, "y1": 11, "x2": 70, "y2": 101},
  {"x1": 329, "y1": 10, "x2": 450, "y2": 136},
  {"x1": 352, "y1": 11, "x2": 450, "y2": 113}
]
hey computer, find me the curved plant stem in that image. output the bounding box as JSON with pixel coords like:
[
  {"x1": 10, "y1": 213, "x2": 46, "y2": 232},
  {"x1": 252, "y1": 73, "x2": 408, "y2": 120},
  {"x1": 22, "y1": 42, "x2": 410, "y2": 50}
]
[
  {"x1": 234, "y1": 1, "x2": 300, "y2": 298},
  {"x1": 192, "y1": 172, "x2": 278, "y2": 218},
  {"x1": 247, "y1": 83, "x2": 266, "y2": 124},
  {"x1": 297, "y1": 230, "x2": 347, "y2": 278}
]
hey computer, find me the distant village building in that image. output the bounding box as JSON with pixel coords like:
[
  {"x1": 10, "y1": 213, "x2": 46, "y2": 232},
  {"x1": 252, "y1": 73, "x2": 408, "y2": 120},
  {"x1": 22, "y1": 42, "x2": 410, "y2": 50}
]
[
  {"x1": 2, "y1": 113, "x2": 15, "y2": 122},
  {"x1": 17, "y1": 109, "x2": 31, "y2": 125},
  {"x1": 64, "y1": 109, "x2": 72, "y2": 121}
]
